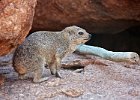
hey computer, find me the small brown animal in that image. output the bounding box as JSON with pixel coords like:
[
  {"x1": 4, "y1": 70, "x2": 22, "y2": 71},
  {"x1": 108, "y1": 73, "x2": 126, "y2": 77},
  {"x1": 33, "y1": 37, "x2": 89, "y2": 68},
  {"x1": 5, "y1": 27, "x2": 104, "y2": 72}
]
[{"x1": 13, "y1": 26, "x2": 91, "y2": 83}]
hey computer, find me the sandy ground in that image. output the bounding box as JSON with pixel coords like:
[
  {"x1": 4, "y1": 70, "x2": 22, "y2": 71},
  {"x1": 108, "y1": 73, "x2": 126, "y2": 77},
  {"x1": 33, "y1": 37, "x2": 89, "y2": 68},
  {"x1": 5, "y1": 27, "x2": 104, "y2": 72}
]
[{"x1": 0, "y1": 53, "x2": 140, "y2": 100}]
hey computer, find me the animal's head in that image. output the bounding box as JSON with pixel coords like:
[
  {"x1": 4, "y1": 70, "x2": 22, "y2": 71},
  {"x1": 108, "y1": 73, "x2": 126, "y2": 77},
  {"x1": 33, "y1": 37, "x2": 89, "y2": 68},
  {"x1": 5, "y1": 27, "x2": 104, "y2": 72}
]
[{"x1": 63, "y1": 26, "x2": 91, "y2": 45}]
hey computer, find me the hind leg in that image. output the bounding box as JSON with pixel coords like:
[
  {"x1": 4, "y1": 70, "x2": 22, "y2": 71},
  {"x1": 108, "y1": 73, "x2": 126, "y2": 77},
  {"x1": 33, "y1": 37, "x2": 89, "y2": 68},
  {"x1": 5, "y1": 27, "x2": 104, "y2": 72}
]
[
  {"x1": 33, "y1": 68, "x2": 49, "y2": 83},
  {"x1": 30, "y1": 57, "x2": 49, "y2": 83},
  {"x1": 19, "y1": 74, "x2": 27, "y2": 80}
]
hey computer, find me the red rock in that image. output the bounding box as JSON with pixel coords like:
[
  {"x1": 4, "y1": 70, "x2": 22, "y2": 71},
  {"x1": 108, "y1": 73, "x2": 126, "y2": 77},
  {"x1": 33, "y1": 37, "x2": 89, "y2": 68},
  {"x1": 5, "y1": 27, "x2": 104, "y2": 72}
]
[
  {"x1": 0, "y1": 75, "x2": 5, "y2": 85},
  {"x1": 32, "y1": 0, "x2": 140, "y2": 34},
  {"x1": 62, "y1": 88, "x2": 84, "y2": 97},
  {"x1": 62, "y1": 53, "x2": 108, "y2": 68},
  {"x1": 0, "y1": 0, "x2": 37, "y2": 56}
]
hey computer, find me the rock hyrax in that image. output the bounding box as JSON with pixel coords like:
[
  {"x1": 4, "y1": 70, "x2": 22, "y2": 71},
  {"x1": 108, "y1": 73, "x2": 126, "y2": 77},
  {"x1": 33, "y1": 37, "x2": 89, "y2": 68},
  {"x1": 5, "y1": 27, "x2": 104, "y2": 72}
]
[{"x1": 13, "y1": 26, "x2": 91, "y2": 83}]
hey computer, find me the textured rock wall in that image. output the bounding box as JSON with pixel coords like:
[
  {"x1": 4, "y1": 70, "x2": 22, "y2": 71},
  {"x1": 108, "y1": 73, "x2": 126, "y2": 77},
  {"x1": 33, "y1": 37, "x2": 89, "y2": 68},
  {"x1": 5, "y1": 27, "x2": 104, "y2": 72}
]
[
  {"x1": 0, "y1": 0, "x2": 37, "y2": 56},
  {"x1": 1, "y1": 0, "x2": 140, "y2": 56},
  {"x1": 32, "y1": 0, "x2": 140, "y2": 34}
]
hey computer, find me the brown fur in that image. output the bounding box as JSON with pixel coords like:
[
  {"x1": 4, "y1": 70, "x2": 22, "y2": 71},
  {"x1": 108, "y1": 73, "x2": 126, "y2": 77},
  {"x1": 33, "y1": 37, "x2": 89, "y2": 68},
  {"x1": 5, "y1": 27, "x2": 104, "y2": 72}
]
[{"x1": 14, "y1": 65, "x2": 27, "y2": 75}]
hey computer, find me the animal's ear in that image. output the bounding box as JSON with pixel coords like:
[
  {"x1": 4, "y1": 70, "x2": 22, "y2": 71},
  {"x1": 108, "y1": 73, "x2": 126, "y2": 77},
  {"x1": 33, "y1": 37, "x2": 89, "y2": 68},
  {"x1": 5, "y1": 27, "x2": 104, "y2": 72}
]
[
  {"x1": 68, "y1": 30, "x2": 75, "y2": 35},
  {"x1": 63, "y1": 32, "x2": 69, "y2": 39},
  {"x1": 63, "y1": 26, "x2": 75, "y2": 35}
]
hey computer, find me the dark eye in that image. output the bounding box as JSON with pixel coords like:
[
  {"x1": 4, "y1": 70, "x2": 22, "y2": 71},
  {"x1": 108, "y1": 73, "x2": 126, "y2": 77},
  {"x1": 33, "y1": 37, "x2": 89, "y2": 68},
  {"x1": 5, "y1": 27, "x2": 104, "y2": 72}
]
[{"x1": 78, "y1": 32, "x2": 84, "y2": 35}]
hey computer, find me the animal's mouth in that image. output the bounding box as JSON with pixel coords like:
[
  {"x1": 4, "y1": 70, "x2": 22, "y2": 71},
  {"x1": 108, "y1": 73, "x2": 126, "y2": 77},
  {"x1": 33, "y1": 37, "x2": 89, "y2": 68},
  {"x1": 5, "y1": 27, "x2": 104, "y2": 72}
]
[
  {"x1": 84, "y1": 38, "x2": 89, "y2": 40},
  {"x1": 83, "y1": 34, "x2": 91, "y2": 41},
  {"x1": 84, "y1": 36, "x2": 91, "y2": 40}
]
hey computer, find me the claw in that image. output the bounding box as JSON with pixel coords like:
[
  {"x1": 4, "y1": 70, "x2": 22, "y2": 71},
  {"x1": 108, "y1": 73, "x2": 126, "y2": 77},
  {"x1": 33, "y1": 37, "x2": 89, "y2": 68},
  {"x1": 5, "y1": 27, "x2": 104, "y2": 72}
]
[
  {"x1": 55, "y1": 71, "x2": 62, "y2": 78},
  {"x1": 51, "y1": 71, "x2": 55, "y2": 75}
]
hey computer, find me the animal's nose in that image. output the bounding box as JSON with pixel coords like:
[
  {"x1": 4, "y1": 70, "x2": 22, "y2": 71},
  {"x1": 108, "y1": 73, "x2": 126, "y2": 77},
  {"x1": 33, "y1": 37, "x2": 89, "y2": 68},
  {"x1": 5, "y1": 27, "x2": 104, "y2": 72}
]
[{"x1": 88, "y1": 34, "x2": 92, "y2": 39}]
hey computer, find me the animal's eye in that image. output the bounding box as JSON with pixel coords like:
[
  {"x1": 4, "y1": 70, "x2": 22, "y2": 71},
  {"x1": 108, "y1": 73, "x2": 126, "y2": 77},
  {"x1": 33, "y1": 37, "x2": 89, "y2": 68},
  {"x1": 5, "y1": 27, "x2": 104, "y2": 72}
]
[{"x1": 78, "y1": 32, "x2": 84, "y2": 35}]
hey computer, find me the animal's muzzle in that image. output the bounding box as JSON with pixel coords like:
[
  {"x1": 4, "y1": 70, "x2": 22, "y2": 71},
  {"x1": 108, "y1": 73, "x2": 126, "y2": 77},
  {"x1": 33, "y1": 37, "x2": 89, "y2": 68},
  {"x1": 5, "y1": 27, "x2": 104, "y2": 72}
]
[{"x1": 88, "y1": 34, "x2": 92, "y2": 40}]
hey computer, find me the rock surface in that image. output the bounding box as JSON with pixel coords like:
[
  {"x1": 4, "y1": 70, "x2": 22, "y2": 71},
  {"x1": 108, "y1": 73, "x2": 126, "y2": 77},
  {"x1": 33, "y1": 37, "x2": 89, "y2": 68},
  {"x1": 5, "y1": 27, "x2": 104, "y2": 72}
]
[
  {"x1": 32, "y1": 0, "x2": 140, "y2": 34},
  {"x1": 0, "y1": 53, "x2": 140, "y2": 99},
  {"x1": 0, "y1": 0, "x2": 37, "y2": 56},
  {"x1": 1, "y1": 0, "x2": 140, "y2": 56}
]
